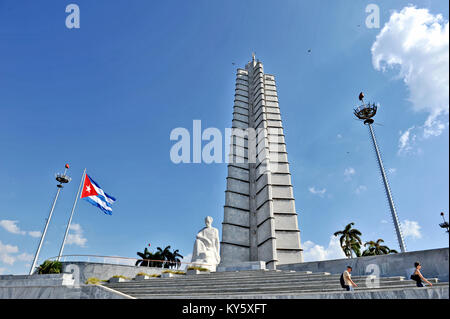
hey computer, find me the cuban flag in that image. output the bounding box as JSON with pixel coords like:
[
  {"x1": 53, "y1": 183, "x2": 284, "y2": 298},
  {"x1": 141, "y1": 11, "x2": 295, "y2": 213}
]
[{"x1": 80, "y1": 174, "x2": 116, "y2": 215}]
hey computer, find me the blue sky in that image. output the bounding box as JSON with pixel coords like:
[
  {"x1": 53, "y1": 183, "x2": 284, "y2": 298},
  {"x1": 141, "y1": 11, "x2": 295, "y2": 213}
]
[{"x1": 0, "y1": 0, "x2": 448, "y2": 274}]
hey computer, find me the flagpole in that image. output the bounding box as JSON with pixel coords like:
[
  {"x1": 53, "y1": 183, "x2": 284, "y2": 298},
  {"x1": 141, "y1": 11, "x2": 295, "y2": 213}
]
[{"x1": 57, "y1": 168, "x2": 86, "y2": 262}]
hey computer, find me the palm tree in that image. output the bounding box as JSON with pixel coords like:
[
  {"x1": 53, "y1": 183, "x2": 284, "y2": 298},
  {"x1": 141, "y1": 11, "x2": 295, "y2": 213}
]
[
  {"x1": 169, "y1": 249, "x2": 184, "y2": 269},
  {"x1": 135, "y1": 247, "x2": 164, "y2": 267},
  {"x1": 157, "y1": 245, "x2": 173, "y2": 268},
  {"x1": 362, "y1": 239, "x2": 398, "y2": 256},
  {"x1": 350, "y1": 238, "x2": 362, "y2": 258},
  {"x1": 136, "y1": 245, "x2": 184, "y2": 269},
  {"x1": 334, "y1": 222, "x2": 363, "y2": 258}
]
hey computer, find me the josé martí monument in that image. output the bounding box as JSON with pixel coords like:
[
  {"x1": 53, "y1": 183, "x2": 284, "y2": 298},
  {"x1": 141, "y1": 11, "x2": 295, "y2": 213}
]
[
  {"x1": 173, "y1": 54, "x2": 448, "y2": 298},
  {"x1": 191, "y1": 54, "x2": 303, "y2": 272},
  {"x1": 0, "y1": 55, "x2": 448, "y2": 299}
]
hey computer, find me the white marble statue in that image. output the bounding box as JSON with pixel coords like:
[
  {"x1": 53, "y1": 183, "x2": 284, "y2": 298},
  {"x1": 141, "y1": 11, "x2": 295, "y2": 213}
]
[{"x1": 191, "y1": 216, "x2": 220, "y2": 271}]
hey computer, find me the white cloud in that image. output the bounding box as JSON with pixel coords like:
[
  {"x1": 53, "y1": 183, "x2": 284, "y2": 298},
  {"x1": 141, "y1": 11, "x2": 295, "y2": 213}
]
[
  {"x1": 337, "y1": 134, "x2": 343, "y2": 139},
  {"x1": 372, "y1": 6, "x2": 449, "y2": 153},
  {"x1": 0, "y1": 241, "x2": 19, "y2": 265},
  {"x1": 308, "y1": 187, "x2": 326, "y2": 197},
  {"x1": 388, "y1": 168, "x2": 397, "y2": 174},
  {"x1": 0, "y1": 241, "x2": 33, "y2": 266},
  {"x1": 401, "y1": 220, "x2": 422, "y2": 239},
  {"x1": 302, "y1": 236, "x2": 346, "y2": 262},
  {"x1": 355, "y1": 185, "x2": 367, "y2": 194},
  {"x1": 0, "y1": 267, "x2": 6, "y2": 275},
  {"x1": 398, "y1": 126, "x2": 417, "y2": 155},
  {"x1": 16, "y1": 253, "x2": 33, "y2": 262},
  {"x1": 344, "y1": 167, "x2": 355, "y2": 180},
  {"x1": 381, "y1": 219, "x2": 389, "y2": 224},
  {"x1": 0, "y1": 220, "x2": 26, "y2": 235},
  {"x1": 66, "y1": 223, "x2": 87, "y2": 247},
  {"x1": 27, "y1": 231, "x2": 41, "y2": 238},
  {"x1": 0, "y1": 220, "x2": 42, "y2": 238}
]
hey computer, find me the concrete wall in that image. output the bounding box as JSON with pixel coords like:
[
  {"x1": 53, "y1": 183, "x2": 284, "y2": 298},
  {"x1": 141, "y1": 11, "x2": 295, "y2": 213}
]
[
  {"x1": 0, "y1": 285, "x2": 131, "y2": 299},
  {"x1": 61, "y1": 262, "x2": 163, "y2": 284},
  {"x1": 0, "y1": 273, "x2": 132, "y2": 299},
  {"x1": 277, "y1": 248, "x2": 449, "y2": 282},
  {"x1": 0, "y1": 274, "x2": 74, "y2": 287}
]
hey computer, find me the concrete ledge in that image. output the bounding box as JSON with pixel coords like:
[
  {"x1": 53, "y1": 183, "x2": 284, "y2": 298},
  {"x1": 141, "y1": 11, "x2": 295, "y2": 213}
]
[
  {"x1": 186, "y1": 269, "x2": 210, "y2": 275},
  {"x1": 61, "y1": 261, "x2": 163, "y2": 283},
  {"x1": 137, "y1": 286, "x2": 449, "y2": 299},
  {"x1": 0, "y1": 284, "x2": 132, "y2": 299},
  {"x1": 0, "y1": 274, "x2": 74, "y2": 287},
  {"x1": 108, "y1": 277, "x2": 129, "y2": 283},
  {"x1": 217, "y1": 261, "x2": 266, "y2": 272}
]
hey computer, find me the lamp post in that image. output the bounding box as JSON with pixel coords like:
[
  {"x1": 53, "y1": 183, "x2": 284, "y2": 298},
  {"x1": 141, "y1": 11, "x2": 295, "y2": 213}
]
[
  {"x1": 29, "y1": 164, "x2": 71, "y2": 275},
  {"x1": 353, "y1": 92, "x2": 406, "y2": 253}
]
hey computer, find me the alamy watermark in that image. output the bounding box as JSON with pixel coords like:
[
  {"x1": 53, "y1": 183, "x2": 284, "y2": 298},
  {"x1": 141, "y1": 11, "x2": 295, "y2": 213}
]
[
  {"x1": 65, "y1": 263, "x2": 81, "y2": 288},
  {"x1": 365, "y1": 4, "x2": 380, "y2": 29},
  {"x1": 65, "y1": 4, "x2": 80, "y2": 29},
  {"x1": 365, "y1": 264, "x2": 381, "y2": 288},
  {"x1": 169, "y1": 120, "x2": 285, "y2": 174}
]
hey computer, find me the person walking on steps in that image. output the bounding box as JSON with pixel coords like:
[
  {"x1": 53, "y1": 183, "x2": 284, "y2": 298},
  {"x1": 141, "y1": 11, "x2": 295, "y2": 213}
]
[{"x1": 340, "y1": 266, "x2": 358, "y2": 291}]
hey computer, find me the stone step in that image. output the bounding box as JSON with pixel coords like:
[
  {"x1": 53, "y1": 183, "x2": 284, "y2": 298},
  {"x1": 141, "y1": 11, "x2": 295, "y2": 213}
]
[
  {"x1": 181, "y1": 271, "x2": 329, "y2": 278},
  {"x1": 106, "y1": 279, "x2": 413, "y2": 292},
  {"x1": 195, "y1": 272, "x2": 332, "y2": 280},
  {"x1": 105, "y1": 275, "x2": 413, "y2": 289},
  {"x1": 103, "y1": 268, "x2": 445, "y2": 300},
  {"x1": 106, "y1": 272, "x2": 409, "y2": 286},
  {"x1": 110, "y1": 280, "x2": 427, "y2": 296},
  {"x1": 126, "y1": 282, "x2": 449, "y2": 296},
  {"x1": 131, "y1": 284, "x2": 449, "y2": 299}
]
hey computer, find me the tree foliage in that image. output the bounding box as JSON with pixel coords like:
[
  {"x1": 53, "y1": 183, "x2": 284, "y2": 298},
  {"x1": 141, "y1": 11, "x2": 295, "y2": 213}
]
[
  {"x1": 136, "y1": 245, "x2": 184, "y2": 269},
  {"x1": 334, "y1": 222, "x2": 363, "y2": 258}
]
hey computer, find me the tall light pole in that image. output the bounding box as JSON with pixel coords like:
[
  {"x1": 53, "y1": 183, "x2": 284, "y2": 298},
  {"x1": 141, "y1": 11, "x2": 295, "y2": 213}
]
[
  {"x1": 439, "y1": 212, "x2": 449, "y2": 234},
  {"x1": 353, "y1": 92, "x2": 406, "y2": 253},
  {"x1": 29, "y1": 164, "x2": 71, "y2": 275}
]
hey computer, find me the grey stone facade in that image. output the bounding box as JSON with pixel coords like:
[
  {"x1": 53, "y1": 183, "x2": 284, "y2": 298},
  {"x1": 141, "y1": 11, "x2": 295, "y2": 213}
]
[
  {"x1": 220, "y1": 55, "x2": 303, "y2": 269},
  {"x1": 277, "y1": 247, "x2": 450, "y2": 282}
]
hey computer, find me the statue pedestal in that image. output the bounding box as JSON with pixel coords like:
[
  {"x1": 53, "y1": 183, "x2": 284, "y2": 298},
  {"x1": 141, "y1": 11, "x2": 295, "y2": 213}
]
[{"x1": 216, "y1": 261, "x2": 266, "y2": 272}]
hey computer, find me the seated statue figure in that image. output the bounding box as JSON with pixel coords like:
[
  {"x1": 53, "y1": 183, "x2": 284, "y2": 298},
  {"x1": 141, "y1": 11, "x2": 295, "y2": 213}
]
[{"x1": 191, "y1": 216, "x2": 220, "y2": 271}]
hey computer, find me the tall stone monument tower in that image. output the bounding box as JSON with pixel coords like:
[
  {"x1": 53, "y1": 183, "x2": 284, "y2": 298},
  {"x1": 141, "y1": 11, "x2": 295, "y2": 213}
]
[{"x1": 220, "y1": 54, "x2": 303, "y2": 269}]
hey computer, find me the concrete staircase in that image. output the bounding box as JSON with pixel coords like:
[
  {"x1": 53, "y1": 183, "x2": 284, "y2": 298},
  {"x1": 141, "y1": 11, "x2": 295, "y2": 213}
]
[{"x1": 105, "y1": 270, "x2": 449, "y2": 299}]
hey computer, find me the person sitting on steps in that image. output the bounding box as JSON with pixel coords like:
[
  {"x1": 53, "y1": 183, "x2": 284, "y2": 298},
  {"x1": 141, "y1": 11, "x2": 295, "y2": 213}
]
[{"x1": 410, "y1": 262, "x2": 433, "y2": 287}]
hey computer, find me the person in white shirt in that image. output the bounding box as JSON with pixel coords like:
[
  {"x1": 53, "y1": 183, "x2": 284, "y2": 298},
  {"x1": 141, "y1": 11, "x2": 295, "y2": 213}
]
[{"x1": 343, "y1": 266, "x2": 358, "y2": 291}]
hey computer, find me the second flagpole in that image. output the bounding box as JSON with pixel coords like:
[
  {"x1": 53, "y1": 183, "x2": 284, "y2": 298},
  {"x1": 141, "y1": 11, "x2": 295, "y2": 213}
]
[{"x1": 57, "y1": 168, "x2": 86, "y2": 262}]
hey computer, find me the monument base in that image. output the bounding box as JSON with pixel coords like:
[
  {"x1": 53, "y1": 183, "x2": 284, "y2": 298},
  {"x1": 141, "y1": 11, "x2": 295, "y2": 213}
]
[{"x1": 217, "y1": 261, "x2": 266, "y2": 272}]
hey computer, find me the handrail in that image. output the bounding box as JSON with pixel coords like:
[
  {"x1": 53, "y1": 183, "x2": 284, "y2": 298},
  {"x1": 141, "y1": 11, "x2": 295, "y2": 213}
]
[{"x1": 47, "y1": 254, "x2": 211, "y2": 267}]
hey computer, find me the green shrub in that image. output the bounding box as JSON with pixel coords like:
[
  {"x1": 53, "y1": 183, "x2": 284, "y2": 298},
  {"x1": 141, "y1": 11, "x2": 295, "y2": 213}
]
[
  {"x1": 37, "y1": 260, "x2": 62, "y2": 274},
  {"x1": 111, "y1": 275, "x2": 131, "y2": 280},
  {"x1": 85, "y1": 277, "x2": 108, "y2": 285},
  {"x1": 136, "y1": 272, "x2": 151, "y2": 277},
  {"x1": 136, "y1": 272, "x2": 161, "y2": 278},
  {"x1": 162, "y1": 270, "x2": 186, "y2": 275},
  {"x1": 187, "y1": 266, "x2": 209, "y2": 272}
]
